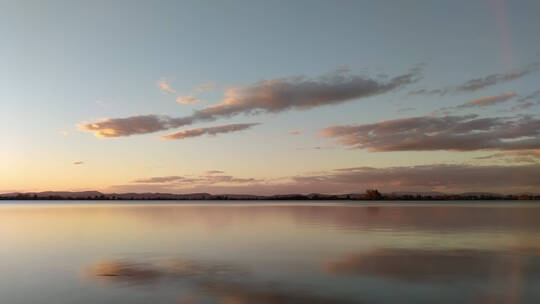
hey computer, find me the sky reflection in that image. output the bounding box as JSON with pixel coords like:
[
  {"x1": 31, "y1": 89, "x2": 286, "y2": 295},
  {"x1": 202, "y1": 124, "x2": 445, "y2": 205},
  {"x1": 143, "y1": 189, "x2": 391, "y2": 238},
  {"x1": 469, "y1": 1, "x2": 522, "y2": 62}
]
[{"x1": 1, "y1": 202, "x2": 539, "y2": 303}]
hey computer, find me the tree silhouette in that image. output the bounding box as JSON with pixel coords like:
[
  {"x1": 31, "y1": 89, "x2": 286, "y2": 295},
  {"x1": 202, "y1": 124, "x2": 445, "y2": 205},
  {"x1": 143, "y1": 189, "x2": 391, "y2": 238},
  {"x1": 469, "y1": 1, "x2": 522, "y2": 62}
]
[{"x1": 365, "y1": 189, "x2": 382, "y2": 200}]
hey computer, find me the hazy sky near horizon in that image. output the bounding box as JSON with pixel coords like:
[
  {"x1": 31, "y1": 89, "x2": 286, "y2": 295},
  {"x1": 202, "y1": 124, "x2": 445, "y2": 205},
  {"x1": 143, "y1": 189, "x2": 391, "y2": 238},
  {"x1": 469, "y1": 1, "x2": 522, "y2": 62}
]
[{"x1": 1, "y1": 0, "x2": 540, "y2": 194}]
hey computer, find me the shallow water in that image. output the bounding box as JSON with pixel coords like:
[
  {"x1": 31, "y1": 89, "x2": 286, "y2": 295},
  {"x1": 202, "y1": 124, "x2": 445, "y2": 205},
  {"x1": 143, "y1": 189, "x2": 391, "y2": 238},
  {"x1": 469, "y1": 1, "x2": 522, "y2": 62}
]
[{"x1": 1, "y1": 201, "x2": 539, "y2": 303}]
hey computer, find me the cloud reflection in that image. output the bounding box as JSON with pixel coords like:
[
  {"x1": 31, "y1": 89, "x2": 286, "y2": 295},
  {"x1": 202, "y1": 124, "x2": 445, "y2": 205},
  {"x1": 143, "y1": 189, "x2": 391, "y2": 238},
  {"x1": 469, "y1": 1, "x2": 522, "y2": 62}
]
[
  {"x1": 198, "y1": 281, "x2": 358, "y2": 304},
  {"x1": 86, "y1": 257, "x2": 359, "y2": 303},
  {"x1": 325, "y1": 248, "x2": 540, "y2": 282},
  {"x1": 86, "y1": 260, "x2": 160, "y2": 284}
]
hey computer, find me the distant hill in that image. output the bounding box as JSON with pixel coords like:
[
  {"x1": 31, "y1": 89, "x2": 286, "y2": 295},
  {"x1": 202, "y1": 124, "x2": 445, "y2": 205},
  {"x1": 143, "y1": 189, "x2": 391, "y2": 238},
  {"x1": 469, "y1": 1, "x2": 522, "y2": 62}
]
[
  {"x1": 1, "y1": 191, "x2": 103, "y2": 198},
  {"x1": 1, "y1": 190, "x2": 539, "y2": 201}
]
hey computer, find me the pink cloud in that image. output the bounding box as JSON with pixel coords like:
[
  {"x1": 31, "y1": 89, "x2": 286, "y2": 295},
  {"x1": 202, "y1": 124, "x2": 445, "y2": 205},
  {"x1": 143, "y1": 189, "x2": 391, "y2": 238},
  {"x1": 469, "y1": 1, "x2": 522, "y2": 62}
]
[
  {"x1": 157, "y1": 78, "x2": 176, "y2": 94},
  {"x1": 176, "y1": 95, "x2": 201, "y2": 104},
  {"x1": 461, "y1": 91, "x2": 516, "y2": 108}
]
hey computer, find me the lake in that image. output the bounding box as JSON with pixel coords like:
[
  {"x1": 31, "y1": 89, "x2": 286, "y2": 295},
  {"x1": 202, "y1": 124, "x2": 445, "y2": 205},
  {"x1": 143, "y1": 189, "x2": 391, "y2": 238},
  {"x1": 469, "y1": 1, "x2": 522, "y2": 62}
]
[{"x1": 1, "y1": 201, "x2": 539, "y2": 303}]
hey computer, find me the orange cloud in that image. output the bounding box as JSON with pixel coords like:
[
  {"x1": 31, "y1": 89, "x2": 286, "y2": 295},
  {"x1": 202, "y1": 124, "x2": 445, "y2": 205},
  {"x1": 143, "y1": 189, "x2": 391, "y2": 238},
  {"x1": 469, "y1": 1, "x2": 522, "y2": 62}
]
[
  {"x1": 176, "y1": 95, "x2": 201, "y2": 104},
  {"x1": 462, "y1": 91, "x2": 516, "y2": 107},
  {"x1": 157, "y1": 78, "x2": 176, "y2": 94}
]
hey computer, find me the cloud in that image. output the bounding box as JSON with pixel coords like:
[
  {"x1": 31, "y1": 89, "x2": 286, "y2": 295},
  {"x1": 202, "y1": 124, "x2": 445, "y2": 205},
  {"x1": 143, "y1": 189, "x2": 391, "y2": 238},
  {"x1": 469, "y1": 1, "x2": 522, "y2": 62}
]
[
  {"x1": 60, "y1": 130, "x2": 69, "y2": 136},
  {"x1": 132, "y1": 176, "x2": 184, "y2": 183},
  {"x1": 174, "y1": 83, "x2": 216, "y2": 105},
  {"x1": 431, "y1": 92, "x2": 516, "y2": 115},
  {"x1": 176, "y1": 95, "x2": 201, "y2": 104},
  {"x1": 407, "y1": 89, "x2": 427, "y2": 96},
  {"x1": 72, "y1": 161, "x2": 84, "y2": 165},
  {"x1": 112, "y1": 164, "x2": 540, "y2": 194},
  {"x1": 289, "y1": 164, "x2": 540, "y2": 194},
  {"x1": 77, "y1": 115, "x2": 194, "y2": 138},
  {"x1": 131, "y1": 173, "x2": 257, "y2": 185},
  {"x1": 80, "y1": 68, "x2": 421, "y2": 138},
  {"x1": 456, "y1": 63, "x2": 539, "y2": 92},
  {"x1": 511, "y1": 89, "x2": 540, "y2": 111},
  {"x1": 288, "y1": 130, "x2": 302, "y2": 135},
  {"x1": 409, "y1": 63, "x2": 539, "y2": 96},
  {"x1": 193, "y1": 67, "x2": 420, "y2": 119},
  {"x1": 325, "y1": 248, "x2": 539, "y2": 281},
  {"x1": 86, "y1": 257, "x2": 357, "y2": 303},
  {"x1": 86, "y1": 260, "x2": 160, "y2": 283},
  {"x1": 86, "y1": 258, "x2": 244, "y2": 283},
  {"x1": 160, "y1": 123, "x2": 260, "y2": 140},
  {"x1": 202, "y1": 175, "x2": 256, "y2": 184},
  {"x1": 397, "y1": 107, "x2": 415, "y2": 112},
  {"x1": 199, "y1": 281, "x2": 358, "y2": 304},
  {"x1": 204, "y1": 170, "x2": 225, "y2": 175},
  {"x1": 407, "y1": 88, "x2": 447, "y2": 96},
  {"x1": 518, "y1": 90, "x2": 540, "y2": 103},
  {"x1": 320, "y1": 115, "x2": 540, "y2": 152},
  {"x1": 295, "y1": 164, "x2": 540, "y2": 190},
  {"x1": 457, "y1": 91, "x2": 516, "y2": 108},
  {"x1": 475, "y1": 150, "x2": 540, "y2": 163},
  {"x1": 157, "y1": 78, "x2": 176, "y2": 94}
]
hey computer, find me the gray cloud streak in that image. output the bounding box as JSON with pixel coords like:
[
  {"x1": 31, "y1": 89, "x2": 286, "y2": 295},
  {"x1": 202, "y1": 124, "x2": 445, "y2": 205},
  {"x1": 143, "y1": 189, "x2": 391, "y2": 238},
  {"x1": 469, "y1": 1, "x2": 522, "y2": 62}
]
[
  {"x1": 204, "y1": 170, "x2": 225, "y2": 175},
  {"x1": 78, "y1": 115, "x2": 194, "y2": 138},
  {"x1": 160, "y1": 123, "x2": 260, "y2": 140},
  {"x1": 475, "y1": 150, "x2": 540, "y2": 164},
  {"x1": 408, "y1": 62, "x2": 539, "y2": 96},
  {"x1": 430, "y1": 92, "x2": 516, "y2": 116},
  {"x1": 193, "y1": 68, "x2": 420, "y2": 119},
  {"x1": 131, "y1": 174, "x2": 256, "y2": 185},
  {"x1": 512, "y1": 89, "x2": 540, "y2": 111},
  {"x1": 111, "y1": 164, "x2": 540, "y2": 195},
  {"x1": 456, "y1": 63, "x2": 539, "y2": 92},
  {"x1": 132, "y1": 176, "x2": 184, "y2": 183},
  {"x1": 320, "y1": 115, "x2": 540, "y2": 152},
  {"x1": 79, "y1": 68, "x2": 421, "y2": 138},
  {"x1": 291, "y1": 164, "x2": 540, "y2": 193}
]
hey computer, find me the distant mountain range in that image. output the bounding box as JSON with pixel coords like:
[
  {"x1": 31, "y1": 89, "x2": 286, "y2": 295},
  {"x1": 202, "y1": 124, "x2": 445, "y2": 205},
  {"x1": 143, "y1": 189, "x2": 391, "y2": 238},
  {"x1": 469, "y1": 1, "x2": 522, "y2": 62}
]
[{"x1": 1, "y1": 190, "x2": 539, "y2": 200}]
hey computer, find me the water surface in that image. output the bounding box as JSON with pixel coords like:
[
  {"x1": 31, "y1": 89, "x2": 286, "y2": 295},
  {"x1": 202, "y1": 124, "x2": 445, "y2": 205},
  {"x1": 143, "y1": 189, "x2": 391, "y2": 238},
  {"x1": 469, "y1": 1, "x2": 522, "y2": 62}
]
[{"x1": 1, "y1": 201, "x2": 539, "y2": 303}]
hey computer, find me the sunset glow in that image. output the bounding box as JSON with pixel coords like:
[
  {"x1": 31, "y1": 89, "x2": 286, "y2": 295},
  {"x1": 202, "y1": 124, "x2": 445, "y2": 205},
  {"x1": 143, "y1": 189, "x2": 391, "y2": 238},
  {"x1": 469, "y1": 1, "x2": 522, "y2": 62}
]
[{"x1": 2, "y1": 1, "x2": 539, "y2": 195}]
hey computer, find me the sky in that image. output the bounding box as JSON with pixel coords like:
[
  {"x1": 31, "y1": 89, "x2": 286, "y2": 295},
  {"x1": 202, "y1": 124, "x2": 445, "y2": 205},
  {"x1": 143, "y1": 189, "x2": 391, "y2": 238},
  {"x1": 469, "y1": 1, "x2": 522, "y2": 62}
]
[{"x1": 1, "y1": 0, "x2": 540, "y2": 194}]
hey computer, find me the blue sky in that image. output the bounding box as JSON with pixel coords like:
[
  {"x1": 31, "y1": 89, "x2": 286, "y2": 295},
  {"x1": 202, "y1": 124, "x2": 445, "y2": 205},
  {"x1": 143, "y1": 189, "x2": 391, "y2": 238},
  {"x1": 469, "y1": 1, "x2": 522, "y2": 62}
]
[{"x1": 2, "y1": 0, "x2": 540, "y2": 194}]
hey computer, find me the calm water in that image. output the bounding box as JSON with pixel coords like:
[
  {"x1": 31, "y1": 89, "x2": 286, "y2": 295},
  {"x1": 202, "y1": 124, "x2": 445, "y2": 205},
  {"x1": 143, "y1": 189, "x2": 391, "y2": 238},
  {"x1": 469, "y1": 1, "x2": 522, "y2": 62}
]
[{"x1": 1, "y1": 201, "x2": 540, "y2": 304}]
